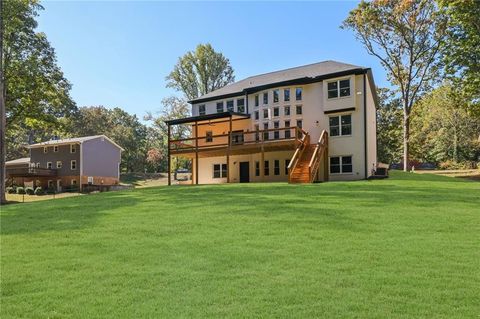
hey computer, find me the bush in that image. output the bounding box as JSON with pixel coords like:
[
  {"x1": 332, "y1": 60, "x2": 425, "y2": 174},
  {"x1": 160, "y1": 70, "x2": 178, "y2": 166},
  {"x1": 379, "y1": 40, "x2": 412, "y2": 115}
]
[
  {"x1": 25, "y1": 187, "x2": 35, "y2": 195},
  {"x1": 438, "y1": 160, "x2": 474, "y2": 170},
  {"x1": 34, "y1": 187, "x2": 44, "y2": 196},
  {"x1": 6, "y1": 187, "x2": 16, "y2": 194},
  {"x1": 16, "y1": 187, "x2": 25, "y2": 195}
]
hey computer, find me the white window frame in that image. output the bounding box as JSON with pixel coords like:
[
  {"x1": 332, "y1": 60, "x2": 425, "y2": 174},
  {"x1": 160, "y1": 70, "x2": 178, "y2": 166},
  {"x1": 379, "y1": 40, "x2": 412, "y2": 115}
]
[
  {"x1": 273, "y1": 89, "x2": 280, "y2": 103},
  {"x1": 47, "y1": 162, "x2": 52, "y2": 169},
  {"x1": 43, "y1": 147, "x2": 48, "y2": 153},
  {"x1": 198, "y1": 104, "x2": 206, "y2": 116},
  {"x1": 56, "y1": 161, "x2": 62, "y2": 169},
  {"x1": 71, "y1": 179, "x2": 77, "y2": 186},
  {"x1": 327, "y1": 78, "x2": 351, "y2": 99},
  {"x1": 71, "y1": 160, "x2": 77, "y2": 170},
  {"x1": 70, "y1": 144, "x2": 76, "y2": 153},
  {"x1": 295, "y1": 87, "x2": 303, "y2": 101},
  {"x1": 36, "y1": 162, "x2": 40, "y2": 168},
  {"x1": 329, "y1": 155, "x2": 353, "y2": 175},
  {"x1": 329, "y1": 114, "x2": 352, "y2": 137},
  {"x1": 213, "y1": 163, "x2": 227, "y2": 179},
  {"x1": 53, "y1": 145, "x2": 59, "y2": 152}
]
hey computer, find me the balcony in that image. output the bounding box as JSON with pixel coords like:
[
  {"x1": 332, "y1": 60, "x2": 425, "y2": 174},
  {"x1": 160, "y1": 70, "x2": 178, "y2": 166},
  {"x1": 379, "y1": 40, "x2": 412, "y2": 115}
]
[{"x1": 7, "y1": 167, "x2": 58, "y2": 177}]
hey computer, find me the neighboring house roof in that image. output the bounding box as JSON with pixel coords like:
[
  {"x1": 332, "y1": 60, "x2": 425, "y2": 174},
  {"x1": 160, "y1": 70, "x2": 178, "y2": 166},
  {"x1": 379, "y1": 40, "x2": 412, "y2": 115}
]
[
  {"x1": 5, "y1": 157, "x2": 30, "y2": 166},
  {"x1": 189, "y1": 60, "x2": 368, "y2": 104},
  {"x1": 28, "y1": 135, "x2": 124, "y2": 151}
]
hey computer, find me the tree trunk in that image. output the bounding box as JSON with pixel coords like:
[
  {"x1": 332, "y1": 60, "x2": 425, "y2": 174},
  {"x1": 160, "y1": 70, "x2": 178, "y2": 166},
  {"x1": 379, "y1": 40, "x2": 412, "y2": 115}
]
[
  {"x1": 403, "y1": 106, "x2": 410, "y2": 172},
  {"x1": 0, "y1": 0, "x2": 6, "y2": 204}
]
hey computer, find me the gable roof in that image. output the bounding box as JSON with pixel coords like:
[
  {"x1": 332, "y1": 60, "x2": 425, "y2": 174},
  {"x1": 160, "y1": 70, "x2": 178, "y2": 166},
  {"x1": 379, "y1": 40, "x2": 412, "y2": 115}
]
[
  {"x1": 189, "y1": 60, "x2": 368, "y2": 104},
  {"x1": 5, "y1": 157, "x2": 30, "y2": 166},
  {"x1": 28, "y1": 135, "x2": 124, "y2": 151}
]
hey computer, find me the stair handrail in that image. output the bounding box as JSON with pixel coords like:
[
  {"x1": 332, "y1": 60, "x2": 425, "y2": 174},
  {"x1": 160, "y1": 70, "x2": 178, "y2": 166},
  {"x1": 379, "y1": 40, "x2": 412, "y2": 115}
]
[
  {"x1": 288, "y1": 129, "x2": 310, "y2": 182},
  {"x1": 308, "y1": 130, "x2": 328, "y2": 183}
]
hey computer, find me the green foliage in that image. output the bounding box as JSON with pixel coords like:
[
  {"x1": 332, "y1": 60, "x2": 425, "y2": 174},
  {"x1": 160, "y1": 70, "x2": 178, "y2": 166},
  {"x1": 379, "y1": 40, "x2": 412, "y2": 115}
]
[
  {"x1": 166, "y1": 43, "x2": 235, "y2": 100},
  {"x1": 34, "y1": 187, "x2": 44, "y2": 196},
  {"x1": 439, "y1": 0, "x2": 480, "y2": 114},
  {"x1": 376, "y1": 88, "x2": 403, "y2": 164},
  {"x1": 410, "y1": 84, "x2": 480, "y2": 164},
  {"x1": 25, "y1": 187, "x2": 35, "y2": 195},
  {"x1": 16, "y1": 187, "x2": 25, "y2": 194},
  {"x1": 6, "y1": 187, "x2": 15, "y2": 194}
]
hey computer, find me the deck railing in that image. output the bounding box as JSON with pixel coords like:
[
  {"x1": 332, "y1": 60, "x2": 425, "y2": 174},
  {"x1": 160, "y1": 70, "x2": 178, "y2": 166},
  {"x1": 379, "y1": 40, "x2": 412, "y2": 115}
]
[
  {"x1": 287, "y1": 132, "x2": 310, "y2": 182},
  {"x1": 7, "y1": 167, "x2": 58, "y2": 177},
  {"x1": 308, "y1": 130, "x2": 328, "y2": 183}
]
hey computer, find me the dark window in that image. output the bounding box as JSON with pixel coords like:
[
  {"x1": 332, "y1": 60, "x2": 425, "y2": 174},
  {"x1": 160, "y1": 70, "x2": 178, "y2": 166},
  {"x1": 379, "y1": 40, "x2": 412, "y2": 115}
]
[
  {"x1": 329, "y1": 156, "x2": 353, "y2": 174},
  {"x1": 273, "y1": 89, "x2": 279, "y2": 103},
  {"x1": 329, "y1": 116, "x2": 340, "y2": 136},
  {"x1": 284, "y1": 105, "x2": 290, "y2": 116},
  {"x1": 329, "y1": 115, "x2": 352, "y2": 136},
  {"x1": 273, "y1": 121, "x2": 279, "y2": 139},
  {"x1": 216, "y1": 102, "x2": 224, "y2": 113},
  {"x1": 237, "y1": 98, "x2": 245, "y2": 113},
  {"x1": 198, "y1": 104, "x2": 206, "y2": 115},
  {"x1": 339, "y1": 80, "x2": 350, "y2": 97},
  {"x1": 328, "y1": 81, "x2": 338, "y2": 99},
  {"x1": 263, "y1": 92, "x2": 268, "y2": 104},
  {"x1": 264, "y1": 160, "x2": 269, "y2": 176},
  {"x1": 255, "y1": 124, "x2": 260, "y2": 141},
  {"x1": 263, "y1": 109, "x2": 269, "y2": 119},
  {"x1": 213, "y1": 164, "x2": 228, "y2": 178},
  {"x1": 273, "y1": 107, "x2": 279, "y2": 117},
  {"x1": 227, "y1": 100, "x2": 234, "y2": 111},
  {"x1": 254, "y1": 111, "x2": 259, "y2": 120},
  {"x1": 285, "y1": 159, "x2": 290, "y2": 175},
  {"x1": 284, "y1": 89, "x2": 290, "y2": 102},
  {"x1": 284, "y1": 121, "x2": 291, "y2": 139},
  {"x1": 296, "y1": 105, "x2": 302, "y2": 115},
  {"x1": 329, "y1": 157, "x2": 341, "y2": 174},
  {"x1": 341, "y1": 114, "x2": 352, "y2": 135},
  {"x1": 296, "y1": 120, "x2": 302, "y2": 129},
  {"x1": 274, "y1": 160, "x2": 280, "y2": 175},
  {"x1": 342, "y1": 156, "x2": 353, "y2": 173},
  {"x1": 296, "y1": 87, "x2": 302, "y2": 101},
  {"x1": 47, "y1": 162, "x2": 52, "y2": 169},
  {"x1": 255, "y1": 161, "x2": 260, "y2": 176},
  {"x1": 255, "y1": 95, "x2": 259, "y2": 107},
  {"x1": 222, "y1": 164, "x2": 228, "y2": 177},
  {"x1": 263, "y1": 122, "x2": 269, "y2": 140},
  {"x1": 206, "y1": 131, "x2": 213, "y2": 143}
]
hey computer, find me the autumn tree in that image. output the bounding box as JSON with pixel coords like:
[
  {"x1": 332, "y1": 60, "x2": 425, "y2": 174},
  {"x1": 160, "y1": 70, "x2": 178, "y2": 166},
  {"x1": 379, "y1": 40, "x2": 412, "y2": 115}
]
[
  {"x1": 342, "y1": 0, "x2": 447, "y2": 170},
  {"x1": 376, "y1": 88, "x2": 403, "y2": 164},
  {"x1": 166, "y1": 43, "x2": 235, "y2": 100}
]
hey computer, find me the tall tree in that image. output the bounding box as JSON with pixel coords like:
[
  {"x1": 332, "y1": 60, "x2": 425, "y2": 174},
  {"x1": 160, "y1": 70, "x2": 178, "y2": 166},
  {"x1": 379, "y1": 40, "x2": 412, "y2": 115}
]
[
  {"x1": 439, "y1": 0, "x2": 480, "y2": 115},
  {"x1": 376, "y1": 88, "x2": 403, "y2": 164},
  {"x1": 1, "y1": 0, "x2": 5, "y2": 204},
  {"x1": 166, "y1": 43, "x2": 235, "y2": 100},
  {"x1": 342, "y1": 0, "x2": 447, "y2": 171}
]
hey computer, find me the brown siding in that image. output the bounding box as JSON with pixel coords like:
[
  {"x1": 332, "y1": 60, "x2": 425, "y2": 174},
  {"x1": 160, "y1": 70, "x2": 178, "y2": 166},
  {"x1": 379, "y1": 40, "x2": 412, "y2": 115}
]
[{"x1": 30, "y1": 144, "x2": 81, "y2": 176}]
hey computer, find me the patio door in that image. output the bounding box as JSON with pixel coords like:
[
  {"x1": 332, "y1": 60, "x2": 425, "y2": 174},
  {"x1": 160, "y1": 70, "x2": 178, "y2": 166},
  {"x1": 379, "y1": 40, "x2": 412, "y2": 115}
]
[{"x1": 239, "y1": 162, "x2": 250, "y2": 183}]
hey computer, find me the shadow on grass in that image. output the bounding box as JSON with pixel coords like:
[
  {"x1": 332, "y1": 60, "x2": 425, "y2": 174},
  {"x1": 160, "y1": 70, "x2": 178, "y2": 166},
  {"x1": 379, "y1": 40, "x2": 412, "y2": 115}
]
[{"x1": 0, "y1": 191, "x2": 141, "y2": 235}]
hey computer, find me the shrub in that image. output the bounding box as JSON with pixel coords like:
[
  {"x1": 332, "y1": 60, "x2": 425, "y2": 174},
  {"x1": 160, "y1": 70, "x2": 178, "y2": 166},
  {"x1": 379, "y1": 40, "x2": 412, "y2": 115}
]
[
  {"x1": 6, "y1": 187, "x2": 16, "y2": 194},
  {"x1": 34, "y1": 187, "x2": 44, "y2": 196},
  {"x1": 16, "y1": 187, "x2": 25, "y2": 195},
  {"x1": 25, "y1": 187, "x2": 35, "y2": 195},
  {"x1": 439, "y1": 160, "x2": 474, "y2": 170}
]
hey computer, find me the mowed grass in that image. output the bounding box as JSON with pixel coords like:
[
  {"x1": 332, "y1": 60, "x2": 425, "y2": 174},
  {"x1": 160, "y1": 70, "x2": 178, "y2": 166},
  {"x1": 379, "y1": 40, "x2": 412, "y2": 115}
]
[{"x1": 1, "y1": 172, "x2": 479, "y2": 318}]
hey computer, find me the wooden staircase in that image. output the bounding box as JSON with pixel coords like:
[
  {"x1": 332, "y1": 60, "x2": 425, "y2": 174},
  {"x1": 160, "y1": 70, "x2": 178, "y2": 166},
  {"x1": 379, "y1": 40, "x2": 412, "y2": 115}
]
[{"x1": 288, "y1": 130, "x2": 328, "y2": 184}]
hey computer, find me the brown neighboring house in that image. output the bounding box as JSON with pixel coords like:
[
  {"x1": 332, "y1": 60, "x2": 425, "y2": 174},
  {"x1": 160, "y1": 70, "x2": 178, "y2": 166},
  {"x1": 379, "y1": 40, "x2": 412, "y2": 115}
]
[{"x1": 6, "y1": 135, "x2": 123, "y2": 191}]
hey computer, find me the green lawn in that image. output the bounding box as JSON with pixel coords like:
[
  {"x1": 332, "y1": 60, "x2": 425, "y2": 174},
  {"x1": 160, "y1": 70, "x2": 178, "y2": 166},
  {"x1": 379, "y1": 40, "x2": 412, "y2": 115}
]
[{"x1": 1, "y1": 172, "x2": 479, "y2": 318}]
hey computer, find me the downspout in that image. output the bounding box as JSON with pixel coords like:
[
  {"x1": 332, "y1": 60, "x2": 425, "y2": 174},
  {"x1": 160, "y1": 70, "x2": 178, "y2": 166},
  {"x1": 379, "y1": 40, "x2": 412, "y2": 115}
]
[{"x1": 363, "y1": 72, "x2": 367, "y2": 179}]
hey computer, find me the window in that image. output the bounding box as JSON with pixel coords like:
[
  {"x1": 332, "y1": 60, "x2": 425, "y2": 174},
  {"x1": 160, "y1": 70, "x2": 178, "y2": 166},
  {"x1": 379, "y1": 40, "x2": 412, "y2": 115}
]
[
  {"x1": 216, "y1": 102, "x2": 224, "y2": 113},
  {"x1": 264, "y1": 160, "x2": 269, "y2": 176},
  {"x1": 70, "y1": 144, "x2": 76, "y2": 153},
  {"x1": 273, "y1": 107, "x2": 279, "y2": 117},
  {"x1": 273, "y1": 89, "x2": 279, "y2": 103},
  {"x1": 71, "y1": 179, "x2": 77, "y2": 186},
  {"x1": 255, "y1": 161, "x2": 260, "y2": 176},
  {"x1": 296, "y1": 119, "x2": 303, "y2": 129},
  {"x1": 48, "y1": 180, "x2": 54, "y2": 188},
  {"x1": 274, "y1": 160, "x2": 280, "y2": 175},
  {"x1": 284, "y1": 89, "x2": 290, "y2": 102},
  {"x1": 329, "y1": 114, "x2": 352, "y2": 136},
  {"x1": 198, "y1": 104, "x2": 206, "y2": 116},
  {"x1": 88, "y1": 176, "x2": 94, "y2": 184},
  {"x1": 296, "y1": 87, "x2": 302, "y2": 101},
  {"x1": 56, "y1": 161, "x2": 62, "y2": 169},
  {"x1": 206, "y1": 131, "x2": 213, "y2": 143},
  {"x1": 328, "y1": 79, "x2": 350, "y2": 99},
  {"x1": 263, "y1": 92, "x2": 268, "y2": 104},
  {"x1": 71, "y1": 160, "x2": 77, "y2": 170},
  {"x1": 237, "y1": 98, "x2": 245, "y2": 113},
  {"x1": 47, "y1": 162, "x2": 52, "y2": 169},
  {"x1": 36, "y1": 163, "x2": 40, "y2": 168},
  {"x1": 255, "y1": 95, "x2": 259, "y2": 107},
  {"x1": 284, "y1": 105, "x2": 290, "y2": 116},
  {"x1": 255, "y1": 124, "x2": 260, "y2": 141},
  {"x1": 227, "y1": 100, "x2": 234, "y2": 111},
  {"x1": 54, "y1": 145, "x2": 59, "y2": 152},
  {"x1": 296, "y1": 105, "x2": 302, "y2": 115},
  {"x1": 284, "y1": 120, "x2": 291, "y2": 139},
  {"x1": 285, "y1": 159, "x2": 290, "y2": 175},
  {"x1": 263, "y1": 122, "x2": 269, "y2": 140},
  {"x1": 213, "y1": 164, "x2": 227, "y2": 178},
  {"x1": 43, "y1": 147, "x2": 48, "y2": 153},
  {"x1": 330, "y1": 156, "x2": 353, "y2": 174},
  {"x1": 273, "y1": 121, "x2": 279, "y2": 139},
  {"x1": 263, "y1": 109, "x2": 269, "y2": 119},
  {"x1": 254, "y1": 111, "x2": 259, "y2": 120}
]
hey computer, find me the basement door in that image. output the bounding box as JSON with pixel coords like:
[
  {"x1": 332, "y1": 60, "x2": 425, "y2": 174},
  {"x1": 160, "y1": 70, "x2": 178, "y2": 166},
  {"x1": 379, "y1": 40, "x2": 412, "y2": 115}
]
[{"x1": 239, "y1": 162, "x2": 250, "y2": 183}]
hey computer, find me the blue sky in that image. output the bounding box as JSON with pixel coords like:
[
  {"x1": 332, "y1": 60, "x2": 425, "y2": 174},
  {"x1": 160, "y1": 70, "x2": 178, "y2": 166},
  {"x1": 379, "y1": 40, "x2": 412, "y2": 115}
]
[{"x1": 37, "y1": 1, "x2": 388, "y2": 119}]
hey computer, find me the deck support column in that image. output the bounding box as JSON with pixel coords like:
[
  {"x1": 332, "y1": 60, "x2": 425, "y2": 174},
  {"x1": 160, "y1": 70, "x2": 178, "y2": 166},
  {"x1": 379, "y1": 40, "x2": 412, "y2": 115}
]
[
  {"x1": 227, "y1": 115, "x2": 232, "y2": 183},
  {"x1": 324, "y1": 135, "x2": 329, "y2": 182},
  {"x1": 167, "y1": 124, "x2": 171, "y2": 186},
  {"x1": 195, "y1": 121, "x2": 199, "y2": 185},
  {"x1": 261, "y1": 132, "x2": 265, "y2": 182}
]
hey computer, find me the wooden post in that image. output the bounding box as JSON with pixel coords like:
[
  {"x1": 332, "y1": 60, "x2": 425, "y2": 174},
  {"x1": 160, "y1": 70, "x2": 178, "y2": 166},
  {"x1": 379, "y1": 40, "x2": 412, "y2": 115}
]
[
  {"x1": 191, "y1": 158, "x2": 194, "y2": 185},
  {"x1": 261, "y1": 129, "x2": 265, "y2": 182},
  {"x1": 227, "y1": 115, "x2": 232, "y2": 183},
  {"x1": 324, "y1": 135, "x2": 329, "y2": 182},
  {"x1": 195, "y1": 121, "x2": 199, "y2": 185},
  {"x1": 167, "y1": 124, "x2": 171, "y2": 186}
]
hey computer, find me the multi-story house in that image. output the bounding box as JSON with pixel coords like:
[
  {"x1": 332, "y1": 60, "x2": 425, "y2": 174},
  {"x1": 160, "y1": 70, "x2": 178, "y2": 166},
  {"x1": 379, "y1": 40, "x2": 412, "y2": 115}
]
[
  {"x1": 166, "y1": 60, "x2": 378, "y2": 184},
  {"x1": 7, "y1": 135, "x2": 123, "y2": 191}
]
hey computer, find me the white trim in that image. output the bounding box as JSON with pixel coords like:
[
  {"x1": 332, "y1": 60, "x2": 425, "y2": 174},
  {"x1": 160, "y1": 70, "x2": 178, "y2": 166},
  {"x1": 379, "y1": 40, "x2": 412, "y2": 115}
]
[
  {"x1": 53, "y1": 145, "x2": 59, "y2": 152},
  {"x1": 47, "y1": 162, "x2": 52, "y2": 169},
  {"x1": 56, "y1": 161, "x2": 62, "y2": 169},
  {"x1": 327, "y1": 77, "x2": 352, "y2": 100},
  {"x1": 43, "y1": 147, "x2": 48, "y2": 153},
  {"x1": 70, "y1": 144, "x2": 77, "y2": 153},
  {"x1": 71, "y1": 160, "x2": 77, "y2": 170},
  {"x1": 329, "y1": 155, "x2": 354, "y2": 175}
]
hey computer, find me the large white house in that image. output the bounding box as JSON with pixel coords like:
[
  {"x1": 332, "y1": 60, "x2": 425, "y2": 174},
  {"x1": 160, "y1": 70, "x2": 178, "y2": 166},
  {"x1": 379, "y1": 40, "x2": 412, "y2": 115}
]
[{"x1": 166, "y1": 60, "x2": 378, "y2": 184}]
